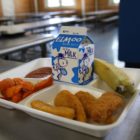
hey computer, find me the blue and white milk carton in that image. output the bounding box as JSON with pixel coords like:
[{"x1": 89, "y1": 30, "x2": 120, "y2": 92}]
[{"x1": 51, "y1": 26, "x2": 94, "y2": 85}]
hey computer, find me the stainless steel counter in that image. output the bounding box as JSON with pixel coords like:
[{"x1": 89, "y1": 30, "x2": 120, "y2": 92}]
[{"x1": 0, "y1": 59, "x2": 140, "y2": 140}]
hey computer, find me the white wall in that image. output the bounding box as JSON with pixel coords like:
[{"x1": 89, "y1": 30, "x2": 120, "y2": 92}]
[{"x1": 1, "y1": 0, "x2": 15, "y2": 16}]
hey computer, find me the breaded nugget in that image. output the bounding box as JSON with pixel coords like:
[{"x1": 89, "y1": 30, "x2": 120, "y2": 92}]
[
  {"x1": 97, "y1": 92, "x2": 124, "y2": 112},
  {"x1": 54, "y1": 90, "x2": 87, "y2": 122},
  {"x1": 31, "y1": 100, "x2": 75, "y2": 119},
  {"x1": 90, "y1": 92, "x2": 124, "y2": 123},
  {"x1": 76, "y1": 91, "x2": 124, "y2": 124},
  {"x1": 75, "y1": 91, "x2": 96, "y2": 117}
]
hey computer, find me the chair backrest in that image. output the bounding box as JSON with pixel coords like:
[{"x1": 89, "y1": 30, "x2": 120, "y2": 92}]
[{"x1": 119, "y1": 0, "x2": 140, "y2": 63}]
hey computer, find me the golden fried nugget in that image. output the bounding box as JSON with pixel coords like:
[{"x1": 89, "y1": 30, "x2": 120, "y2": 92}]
[
  {"x1": 75, "y1": 91, "x2": 96, "y2": 118},
  {"x1": 76, "y1": 91, "x2": 124, "y2": 124},
  {"x1": 97, "y1": 92, "x2": 124, "y2": 112},
  {"x1": 54, "y1": 90, "x2": 87, "y2": 122},
  {"x1": 31, "y1": 100, "x2": 75, "y2": 119}
]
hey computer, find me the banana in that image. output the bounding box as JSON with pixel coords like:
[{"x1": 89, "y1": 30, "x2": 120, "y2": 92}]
[{"x1": 94, "y1": 58, "x2": 136, "y2": 97}]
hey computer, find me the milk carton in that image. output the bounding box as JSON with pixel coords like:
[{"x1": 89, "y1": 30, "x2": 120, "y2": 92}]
[{"x1": 51, "y1": 26, "x2": 94, "y2": 85}]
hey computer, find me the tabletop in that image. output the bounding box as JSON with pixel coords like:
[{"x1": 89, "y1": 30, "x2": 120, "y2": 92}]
[
  {"x1": 0, "y1": 17, "x2": 14, "y2": 22},
  {"x1": 0, "y1": 34, "x2": 54, "y2": 56},
  {"x1": 14, "y1": 10, "x2": 76, "y2": 18},
  {"x1": 0, "y1": 17, "x2": 77, "y2": 35},
  {"x1": 0, "y1": 59, "x2": 140, "y2": 140},
  {"x1": 0, "y1": 10, "x2": 76, "y2": 26},
  {"x1": 86, "y1": 10, "x2": 118, "y2": 17},
  {"x1": 47, "y1": 10, "x2": 77, "y2": 16}
]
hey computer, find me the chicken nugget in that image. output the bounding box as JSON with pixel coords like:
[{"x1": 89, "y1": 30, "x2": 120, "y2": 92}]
[
  {"x1": 76, "y1": 91, "x2": 124, "y2": 124},
  {"x1": 31, "y1": 100, "x2": 75, "y2": 119},
  {"x1": 75, "y1": 91, "x2": 96, "y2": 117},
  {"x1": 90, "y1": 92, "x2": 124, "y2": 123},
  {"x1": 54, "y1": 90, "x2": 87, "y2": 122},
  {"x1": 98, "y1": 92, "x2": 124, "y2": 112}
]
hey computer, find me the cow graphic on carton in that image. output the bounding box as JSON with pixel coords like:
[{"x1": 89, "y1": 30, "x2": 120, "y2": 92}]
[{"x1": 51, "y1": 26, "x2": 94, "y2": 85}]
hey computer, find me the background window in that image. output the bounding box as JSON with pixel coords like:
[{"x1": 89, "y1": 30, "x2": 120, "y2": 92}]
[
  {"x1": 47, "y1": 0, "x2": 60, "y2": 7},
  {"x1": 113, "y1": 0, "x2": 120, "y2": 4},
  {"x1": 109, "y1": 0, "x2": 120, "y2": 5},
  {"x1": 61, "y1": 0, "x2": 75, "y2": 6},
  {"x1": 46, "y1": 0, "x2": 76, "y2": 8}
]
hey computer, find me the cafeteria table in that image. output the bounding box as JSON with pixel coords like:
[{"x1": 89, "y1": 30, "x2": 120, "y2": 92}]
[
  {"x1": 0, "y1": 17, "x2": 77, "y2": 35},
  {"x1": 0, "y1": 59, "x2": 140, "y2": 140},
  {"x1": 85, "y1": 10, "x2": 118, "y2": 17},
  {"x1": 0, "y1": 34, "x2": 54, "y2": 59},
  {"x1": 0, "y1": 17, "x2": 15, "y2": 25},
  {"x1": 16, "y1": 10, "x2": 77, "y2": 18},
  {"x1": 0, "y1": 10, "x2": 77, "y2": 26}
]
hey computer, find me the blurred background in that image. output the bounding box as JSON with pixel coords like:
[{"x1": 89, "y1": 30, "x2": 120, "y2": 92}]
[{"x1": 0, "y1": 0, "x2": 121, "y2": 70}]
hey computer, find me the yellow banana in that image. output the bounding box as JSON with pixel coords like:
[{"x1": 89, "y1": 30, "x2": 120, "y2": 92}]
[{"x1": 94, "y1": 58, "x2": 135, "y2": 97}]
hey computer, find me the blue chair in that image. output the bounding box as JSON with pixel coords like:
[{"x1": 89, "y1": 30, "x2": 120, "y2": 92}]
[{"x1": 119, "y1": 0, "x2": 140, "y2": 68}]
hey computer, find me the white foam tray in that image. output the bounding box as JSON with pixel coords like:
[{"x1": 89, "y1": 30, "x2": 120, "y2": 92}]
[
  {"x1": 0, "y1": 58, "x2": 52, "y2": 79},
  {"x1": 0, "y1": 58, "x2": 140, "y2": 137}
]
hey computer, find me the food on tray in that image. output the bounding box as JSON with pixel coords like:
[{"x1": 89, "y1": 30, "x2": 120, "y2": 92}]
[
  {"x1": 25, "y1": 67, "x2": 52, "y2": 78},
  {"x1": 0, "y1": 78, "x2": 34, "y2": 103},
  {"x1": 31, "y1": 90, "x2": 124, "y2": 124},
  {"x1": 31, "y1": 100, "x2": 75, "y2": 119},
  {"x1": 54, "y1": 90, "x2": 87, "y2": 122},
  {"x1": 94, "y1": 58, "x2": 135, "y2": 97},
  {"x1": 0, "y1": 78, "x2": 15, "y2": 95},
  {"x1": 75, "y1": 91, "x2": 96, "y2": 118},
  {"x1": 34, "y1": 76, "x2": 53, "y2": 92},
  {"x1": 76, "y1": 91, "x2": 124, "y2": 124},
  {"x1": 0, "y1": 77, "x2": 53, "y2": 103},
  {"x1": 5, "y1": 85, "x2": 23, "y2": 98}
]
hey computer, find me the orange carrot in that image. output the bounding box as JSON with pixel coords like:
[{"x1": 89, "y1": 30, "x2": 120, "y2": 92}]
[
  {"x1": 34, "y1": 76, "x2": 53, "y2": 92},
  {"x1": 11, "y1": 93, "x2": 22, "y2": 103},
  {"x1": 0, "y1": 77, "x2": 53, "y2": 103},
  {"x1": 13, "y1": 78, "x2": 24, "y2": 85},
  {"x1": 5, "y1": 85, "x2": 22, "y2": 98},
  {"x1": 0, "y1": 78, "x2": 15, "y2": 94},
  {"x1": 22, "y1": 91, "x2": 33, "y2": 99},
  {"x1": 22, "y1": 81, "x2": 34, "y2": 92}
]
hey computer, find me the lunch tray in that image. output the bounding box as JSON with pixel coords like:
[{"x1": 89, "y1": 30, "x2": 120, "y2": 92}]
[{"x1": 0, "y1": 58, "x2": 140, "y2": 137}]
